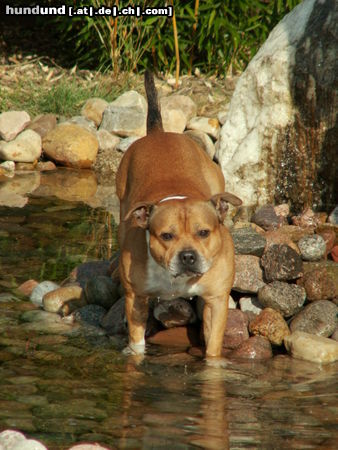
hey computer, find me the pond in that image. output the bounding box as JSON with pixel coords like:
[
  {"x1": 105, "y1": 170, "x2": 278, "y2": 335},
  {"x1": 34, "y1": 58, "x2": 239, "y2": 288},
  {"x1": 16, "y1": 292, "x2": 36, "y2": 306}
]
[{"x1": 0, "y1": 170, "x2": 337, "y2": 449}]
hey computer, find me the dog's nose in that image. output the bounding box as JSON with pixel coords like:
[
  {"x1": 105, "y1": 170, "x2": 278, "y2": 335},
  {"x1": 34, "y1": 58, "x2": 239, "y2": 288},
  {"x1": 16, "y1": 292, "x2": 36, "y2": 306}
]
[{"x1": 179, "y1": 250, "x2": 197, "y2": 267}]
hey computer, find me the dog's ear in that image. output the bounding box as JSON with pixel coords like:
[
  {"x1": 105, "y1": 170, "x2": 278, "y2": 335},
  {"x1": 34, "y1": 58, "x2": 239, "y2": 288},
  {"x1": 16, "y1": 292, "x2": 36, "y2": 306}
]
[
  {"x1": 210, "y1": 192, "x2": 242, "y2": 222},
  {"x1": 124, "y1": 202, "x2": 154, "y2": 228}
]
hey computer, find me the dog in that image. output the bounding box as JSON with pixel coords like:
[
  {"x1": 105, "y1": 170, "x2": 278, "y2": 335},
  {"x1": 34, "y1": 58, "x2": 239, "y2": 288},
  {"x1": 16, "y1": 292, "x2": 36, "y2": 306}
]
[{"x1": 116, "y1": 71, "x2": 242, "y2": 358}]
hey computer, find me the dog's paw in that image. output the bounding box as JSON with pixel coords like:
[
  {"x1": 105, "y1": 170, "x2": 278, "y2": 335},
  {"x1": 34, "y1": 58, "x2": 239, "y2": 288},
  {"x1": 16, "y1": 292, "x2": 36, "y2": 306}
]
[
  {"x1": 123, "y1": 340, "x2": 146, "y2": 356},
  {"x1": 205, "y1": 356, "x2": 229, "y2": 368}
]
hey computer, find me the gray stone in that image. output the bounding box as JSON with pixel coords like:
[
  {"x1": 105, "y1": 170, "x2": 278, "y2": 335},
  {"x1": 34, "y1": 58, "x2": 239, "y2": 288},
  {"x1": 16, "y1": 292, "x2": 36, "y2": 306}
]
[
  {"x1": 84, "y1": 276, "x2": 120, "y2": 310},
  {"x1": 239, "y1": 296, "x2": 264, "y2": 316},
  {"x1": 261, "y1": 244, "x2": 303, "y2": 281},
  {"x1": 284, "y1": 331, "x2": 338, "y2": 364},
  {"x1": 116, "y1": 136, "x2": 139, "y2": 152},
  {"x1": 71, "y1": 304, "x2": 106, "y2": 328},
  {"x1": 298, "y1": 234, "x2": 326, "y2": 261},
  {"x1": 233, "y1": 255, "x2": 266, "y2": 294},
  {"x1": 153, "y1": 298, "x2": 196, "y2": 328},
  {"x1": 251, "y1": 205, "x2": 281, "y2": 231},
  {"x1": 231, "y1": 227, "x2": 266, "y2": 256},
  {"x1": 30, "y1": 281, "x2": 59, "y2": 306},
  {"x1": 96, "y1": 129, "x2": 120, "y2": 151},
  {"x1": 65, "y1": 116, "x2": 97, "y2": 133},
  {"x1": 101, "y1": 297, "x2": 127, "y2": 335},
  {"x1": 328, "y1": 206, "x2": 338, "y2": 225},
  {"x1": 0, "y1": 129, "x2": 42, "y2": 162},
  {"x1": 258, "y1": 281, "x2": 306, "y2": 317},
  {"x1": 290, "y1": 300, "x2": 338, "y2": 337},
  {"x1": 0, "y1": 111, "x2": 30, "y2": 141}
]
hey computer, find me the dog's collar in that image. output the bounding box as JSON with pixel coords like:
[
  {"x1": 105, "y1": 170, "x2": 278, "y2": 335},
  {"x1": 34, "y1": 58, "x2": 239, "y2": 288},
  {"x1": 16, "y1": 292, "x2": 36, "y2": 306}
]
[{"x1": 158, "y1": 195, "x2": 187, "y2": 203}]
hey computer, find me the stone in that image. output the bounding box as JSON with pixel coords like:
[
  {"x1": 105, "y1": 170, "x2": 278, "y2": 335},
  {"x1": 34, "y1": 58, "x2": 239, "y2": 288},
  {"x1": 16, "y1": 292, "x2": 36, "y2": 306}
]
[
  {"x1": 239, "y1": 296, "x2": 264, "y2": 317},
  {"x1": 331, "y1": 246, "x2": 338, "y2": 263},
  {"x1": 100, "y1": 90, "x2": 147, "y2": 137},
  {"x1": 303, "y1": 261, "x2": 338, "y2": 294},
  {"x1": 258, "y1": 281, "x2": 306, "y2": 317},
  {"x1": 332, "y1": 328, "x2": 338, "y2": 341},
  {"x1": 298, "y1": 268, "x2": 336, "y2": 301},
  {"x1": 160, "y1": 95, "x2": 197, "y2": 122},
  {"x1": 233, "y1": 255, "x2": 266, "y2": 293},
  {"x1": 0, "y1": 111, "x2": 30, "y2": 141},
  {"x1": 316, "y1": 228, "x2": 336, "y2": 257},
  {"x1": 328, "y1": 206, "x2": 338, "y2": 225},
  {"x1": 298, "y1": 234, "x2": 326, "y2": 261},
  {"x1": 153, "y1": 298, "x2": 196, "y2": 328},
  {"x1": 65, "y1": 261, "x2": 111, "y2": 288},
  {"x1": 0, "y1": 430, "x2": 26, "y2": 448},
  {"x1": 216, "y1": 0, "x2": 336, "y2": 212},
  {"x1": 292, "y1": 207, "x2": 321, "y2": 228},
  {"x1": 0, "y1": 129, "x2": 42, "y2": 162},
  {"x1": 42, "y1": 123, "x2": 98, "y2": 168},
  {"x1": 65, "y1": 116, "x2": 97, "y2": 134},
  {"x1": 36, "y1": 161, "x2": 56, "y2": 171},
  {"x1": 264, "y1": 229, "x2": 301, "y2": 254},
  {"x1": 81, "y1": 97, "x2": 109, "y2": 127},
  {"x1": 28, "y1": 114, "x2": 57, "y2": 138},
  {"x1": 261, "y1": 244, "x2": 303, "y2": 281},
  {"x1": 161, "y1": 108, "x2": 187, "y2": 133},
  {"x1": 284, "y1": 331, "x2": 338, "y2": 364},
  {"x1": 96, "y1": 129, "x2": 120, "y2": 151},
  {"x1": 290, "y1": 300, "x2": 338, "y2": 337},
  {"x1": 249, "y1": 307, "x2": 290, "y2": 346},
  {"x1": 0, "y1": 160, "x2": 15, "y2": 172},
  {"x1": 223, "y1": 309, "x2": 249, "y2": 349},
  {"x1": 228, "y1": 335, "x2": 273, "y2": 360},
  {"x1": 231, "y1": 227, "x2": 266, "y2": 256},
  {"x1": 42, "y1": 285, "x2": 84, "y2": 313},
  {"x1": 116, "y1": 136, "x2": 140, "y2": 152},
  {"x1": 84, "y1": 276, "x2": 120, "y2": 310},
  {"x1": 71, "y1": 304, "x2": 106, "y2": 327},
  {"x1": 101, "y1": 297, "x2": 127, "y2": 335},
  {"x1": 147, "y1": 325, "x2": 200, "y2": 347},
  {"x1": 184, "y1": 130, "x2": 215, "y2": 159},
  {"x1": 251, "y1": 205, "x2": 281, "y2": 231},
  {"x1": 217, "y1": 109, "x2": 228, "y2": 125},
  {"x1": 30, "y1": 281, "x2": 59, "y2": 306},
  {"x1": 17, "y1": 279, "x2": 38, "y2": 297},
  {"x1": 274, "y1": 203, "x2": 290, "y2": 222},
  {"x1": 186, "y1": 116, "x2": 220, "y2": 139},
  {"x1": 68, "y1": 445, "x2": 110, "y2": 450}
]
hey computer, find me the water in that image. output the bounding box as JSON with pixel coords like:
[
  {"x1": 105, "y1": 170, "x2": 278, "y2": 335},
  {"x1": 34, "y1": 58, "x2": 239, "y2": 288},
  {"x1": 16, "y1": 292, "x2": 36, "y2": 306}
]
[{"x1": 0, "y1": 172, "x2": 337, "y2": 449}]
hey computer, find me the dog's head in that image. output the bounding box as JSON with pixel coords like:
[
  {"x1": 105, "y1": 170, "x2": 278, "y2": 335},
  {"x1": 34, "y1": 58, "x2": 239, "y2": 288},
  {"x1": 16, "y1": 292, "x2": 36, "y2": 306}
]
[{"x1": 124, "y1": 193, "x2": 242, "y2": 278}]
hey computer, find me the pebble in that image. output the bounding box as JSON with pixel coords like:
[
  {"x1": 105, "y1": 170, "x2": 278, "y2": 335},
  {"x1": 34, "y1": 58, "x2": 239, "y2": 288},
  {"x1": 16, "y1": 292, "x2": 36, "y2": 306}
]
[
  {"x1": 231, "y1": 227, "x2": 266, "y2": 256},
  {"x1": 71, "y1": 304, "x2": 106, "y2": 328},
  {"x1": 258, "y1": 281, "x2": 306, "y2": 317},
  {"x1": 249, "y1": 308, "x2": 290, "y2": 346},
  {"x1": 284, "y1": 331, "x2": 338, "y2": 364},
  {"x1": 316, "y1": 228, "x2": 336, "y2": 257},
  {"x1": 186, "y1": 116, "x2": 220, "y2": 139},
  {"x1": 42, "y1": 123, "x2": 99, "y2": 169},
  {"x1": 0, "y1": 110, "x2": 30, "y2": 141},
  {"x1": 42, "y1": 285, "x2": 84, "y2": 313},
  {"x1": 239, "y1": 296, "x2": 263, "y2": 317},
  {"x1": 30, "y1": 280, "x2": 59, "y2": 306},
  {"x1": 153, "y1": 298, "x2": 196, "y2": 328},
  {"x1": 251, "y1": 204, "x2": 281, "y2": 231},
  {"x1": 298, "y1": 234, "x2": 326, "y2": 261},
  {"x1": 261, "y1": 244, "x2": 303, "y2": 281},
  {"x1": 292, "y1": 207, "x2": 321, "y2": 227},
  {"x1": 160, "y1": 94, "x2": 197, "y2": 122},
  {"x1": 233, "y1": 255, "x2": 266, "y2": 293},
  {"x1": 17, "y1": 279, "x2": 38, "y2": 297},
  {"x1": 0, "y1": 129, "x2": 42, "y2": 162},
  {"x1": 147, "y1": 325, "x2": 200, "y2": 347},
  {"x1": 116, "y1": 136, "x2": 139, "y2": 152},
  {"x1": 81, "y1": 97, "x2": 109, "y2": 127},
  {"x1": 0, "y1": 160, "x2": 15, "y2": 172},
  {"x1": 184, "y1": 130, "x2": 215, "y2": 159},
  {"x1": 228, "y1": 335, "x2": 273, "y2": 360},
  {"x1": 100, "y1": 297, "x2": 127, "y2": 335},
  {"x1": 298, "y1": 268, "x2": 336, "y2": 301},
  {"x1": 36, "y1": 161, "x2": 56, "y2": 171},
  {"x1": 84, "y1": 275, "x2": 120, "y2": 310},
  {"x1": 28, "y1": 113, "x2": 57, "y2": 138},
  {"x1": 223, "y1": 309, "x2": 249, "y2": 349},
  {"x1": 290, "y1": 300, "x2": 338, "y2": 337}
]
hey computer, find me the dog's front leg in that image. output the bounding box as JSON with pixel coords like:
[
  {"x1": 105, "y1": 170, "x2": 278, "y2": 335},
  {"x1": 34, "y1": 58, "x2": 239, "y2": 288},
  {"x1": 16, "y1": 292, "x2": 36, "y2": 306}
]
[
  {"x1": 203, "y1": 293, "x2": 229, "y2": 358},
  {"x1": 124, "y1": 292, "x2": 149, "y2": 355}
]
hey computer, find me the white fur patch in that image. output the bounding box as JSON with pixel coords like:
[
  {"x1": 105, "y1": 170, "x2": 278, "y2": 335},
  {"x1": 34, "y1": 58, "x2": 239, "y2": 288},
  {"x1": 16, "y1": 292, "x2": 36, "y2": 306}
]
[{"x1": 158, "y1": 195, "x2": 187, "y2": 203}]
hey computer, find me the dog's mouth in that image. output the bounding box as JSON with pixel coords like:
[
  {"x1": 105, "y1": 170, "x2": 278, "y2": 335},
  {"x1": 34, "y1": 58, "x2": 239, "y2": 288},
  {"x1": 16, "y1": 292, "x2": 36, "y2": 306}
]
[{"x1": 172, "y1": 269, "x2": 202, "y2": 279}]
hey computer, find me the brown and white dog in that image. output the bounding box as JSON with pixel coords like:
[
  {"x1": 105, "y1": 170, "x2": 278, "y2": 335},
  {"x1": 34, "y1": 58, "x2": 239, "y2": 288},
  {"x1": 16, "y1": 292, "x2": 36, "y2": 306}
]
[{"x1": 116, "y1": 72, "x2": 241, "y2": 358}]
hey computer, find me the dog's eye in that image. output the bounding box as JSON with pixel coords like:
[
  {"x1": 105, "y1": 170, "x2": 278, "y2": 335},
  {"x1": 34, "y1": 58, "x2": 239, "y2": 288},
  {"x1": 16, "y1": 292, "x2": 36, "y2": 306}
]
[
  {"x1": 161, "y1": 232, "x2": 174, "y2": 241},
  {"x1": 198, "y1": 229, "x2": 210, "y2": 238}
]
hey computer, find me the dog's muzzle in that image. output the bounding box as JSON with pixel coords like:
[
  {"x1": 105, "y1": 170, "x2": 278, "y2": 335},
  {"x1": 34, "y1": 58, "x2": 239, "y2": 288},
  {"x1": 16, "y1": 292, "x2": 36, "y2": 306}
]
[{"x1": 170, "y1": 249, "x2": 210, "y2": 278}]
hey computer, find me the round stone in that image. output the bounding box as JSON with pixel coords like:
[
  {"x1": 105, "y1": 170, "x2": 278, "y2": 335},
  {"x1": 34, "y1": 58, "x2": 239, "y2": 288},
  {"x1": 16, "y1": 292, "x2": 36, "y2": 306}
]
[{"x1": 298, "y1": 234, "x2": 326, "y2": 261}]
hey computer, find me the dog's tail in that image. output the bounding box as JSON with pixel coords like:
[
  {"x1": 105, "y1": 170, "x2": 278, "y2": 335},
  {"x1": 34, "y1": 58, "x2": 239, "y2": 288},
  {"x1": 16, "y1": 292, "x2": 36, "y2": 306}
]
[{"x1": 144, "y1": 70, "x2": 163, "y2": 134}]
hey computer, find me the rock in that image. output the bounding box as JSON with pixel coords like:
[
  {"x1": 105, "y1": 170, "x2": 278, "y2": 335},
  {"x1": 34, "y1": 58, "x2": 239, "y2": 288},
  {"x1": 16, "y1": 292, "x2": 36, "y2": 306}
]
[
  {"x1": 160, "y1": 95, "x2": 197, "y2": 122},
  {"x1": 71, "y1": 304, "x2": 106, "y2": 327},
  {"x1": 264, "y1": 229, "x2": 301, "y2": 254},
  {"x1": 290, "y1": 300, "x2": 338, "y2": 337},
  {"x1": 216, "y1": 0, "x2": 336, "y2": 212},
  {"x1": 65, "y1": 116, "x2": 97, "y2": 134},
  {"x1": 229, "y1": 335, "x2": 273, "y2": 360},
  {"x1": 81, "y1": 97, "x2": 109, "y2": 127},
  {"x1": 21, "y1": 309, "x2": 62, "y2": 324},
  {"x1": 217, "y1": 109, "x2": 228, "y2": 125},
  {"x1": 65, "y1": 261, "x2": 111, "y2": 288},
  {"x1": 153, "y1": 298, "x2": 196, "y2": 328},
  {"x1": 298, "y1": 268, "x2": 336, "y2": 301},
  {"x1": 298, "y1": 234, "x2": 326, "y2": 261},
  {"x1": 274, "y1": 203, "x2": 290, "y2": 222},
  {"x1": 328, "y1": 206, "x2": 338, "y2": 225},
  {"x1": 184, "y1": 130, "x2": 215, "y2": 159},
  {"x1": 0, "y1": 430, "x2": 26, "y2": 448},
  {"x1": 147, "y1": 325, "x2": 200, "y2": 348},
  {"x1": 331, "y1": 245, "x2": 338, "y2": 262},
  {"x1": 42, "y1": 285, "x2": 84, "y2": 313},
  {"x1": 284, "y1": 331, "x2": 338, "y2": 364},
  {"x1": 261, "y1": 244, "x2": 303, "y2": 281},
  {"x1": 249, "y1": 307, "x2": 290, "y2": 346},
  {"x1": 0, "y1": 111, "x2": 30, "y2": 141},
  {"x1": 231, "y1": 227, "x2": 266, "y2": 256},
  {"x1": 332, "y1": 328, "x2": 338, "y2": 341},
  {"x1": 223, "y1": 309, "x2": 249, "y2": 349},
  {"x1": 42, "y1": 123, "x2": 98, "y2": 168},
  {"x1": 36, "y1": 161, "x2": 56, "y2": 171},
  {"x1": 316, "y1": 228, "x2": 336, "y2": 257},
  {"x1": 68, "y1": 444, "x2": 110, "y2": 450},
  {"x1": 233, "y1": 255, "x2": 266, "y2": 294},
  {"x1": 239, "y1": 296, "x2": 264, "y2": 317},
  {"x1": 100, "y1": 90, "x2": 147, "y2": 137},
  {"x1": 292, "y1": 207, "x2": 321, "y2": 227},
  {"x1": 30, "y1": 281, "x2": 59, "y2": 306},
  {"x1": 161, "y1": 108, "x2": 187, "y2": 133},
  {"x1": 251, "y1": 205, "x2": 281, "y2": 231},
  {"x1": 17, "y1": 279, "x2": 38, "y2": 297},
  {"x1": 96, "y1": 129, "x2": 120, "y2": 151},
  {"x1": 28, "y1": 114, "x2": 57, "y2": 138},
  {"x1": 116, "y1": 136, "x2": 140, "y2": 152},
  {"x1": 0, "y1": 160, "x2": 15, "y2": 173},
  {"x1": 303, "y1": 261, "x2": 338, "y2": 294},
  {"x1": 186, "y1": 116, "x2": 220, "y2": 139},
  {"x1": 101, "y1": 297, "x2": 127, "y2": 335},
  {"x1": 0, "y1": 129, "x2": 42, "y2": 162},
  {"x1": 84, "y1": 276, "x2": 120, "y2": 310},
  {"x1": 258, "y1": 281, "x2": 306, "y2": 317}
]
